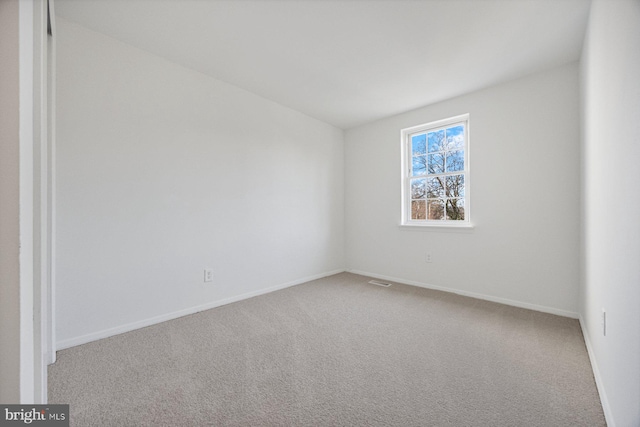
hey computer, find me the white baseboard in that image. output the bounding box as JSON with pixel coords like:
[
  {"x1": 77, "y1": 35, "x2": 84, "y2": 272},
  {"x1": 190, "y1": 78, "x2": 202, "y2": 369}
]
[
  {"x1": 579, "y1": 315, "x2": 614, "y2": 427},
  {"x1": 56, "y1": 268, "x2": 346, "y2": 350},
  {"x1": 347, "y1": 269, "x2": 579, "y2": 319}
]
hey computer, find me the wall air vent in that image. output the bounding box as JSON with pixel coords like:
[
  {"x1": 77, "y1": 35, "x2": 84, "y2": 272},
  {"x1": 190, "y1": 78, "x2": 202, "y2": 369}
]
[{"x1": 368, "y1": 280, "x2": 392, "y2": 287}]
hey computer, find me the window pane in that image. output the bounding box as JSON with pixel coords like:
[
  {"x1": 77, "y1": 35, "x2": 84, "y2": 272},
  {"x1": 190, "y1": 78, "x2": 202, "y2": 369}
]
[
  {"x1": 426, "y1": 177, "x2": 445, "y2": 198},
  {"x1": 428, "y1": 153, "x2": 445, "y2": 174},
  {"x1": 412, "y1": 156, "x2": 426, "y2": 176},
  {"x1": 411, "y1": 134, "x2": 426, "y2": 156},
  {"x1": 446, "y1": 125, "x2": 464, "y2": 150},
  {"x1": 427, "y1": 130, "x2": 445, "y2": 153},
  {"x1": 445, "y1": 174, "x2": 464, "y2": 197},
  {"x1": 446, "y1": 198, "x2": 465, "y2": 220},
  {"x1": 411, "y1": 200, "x2": 426, "y2": 220},
  {"x1": 411, "y1": 178, "x2": 426, "y2": 199},
  {"x1": 427, "y1": 199, "x2": 445, "y2": 220},
  {"x1": 446, "y1": 150, "x2": 464, "y2": 172}
]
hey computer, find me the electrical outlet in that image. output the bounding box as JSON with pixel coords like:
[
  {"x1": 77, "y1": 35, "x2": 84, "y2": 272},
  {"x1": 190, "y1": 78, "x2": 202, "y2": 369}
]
[
  {"x1": 204, "y1": 268, "x2": 213, "y2": 282},
  {"x1": 602, "y1": 309, "x2": 606, "y2": 336},
  {"x1": 426, "y1": 253, "x2": 432, "y2": 263}
]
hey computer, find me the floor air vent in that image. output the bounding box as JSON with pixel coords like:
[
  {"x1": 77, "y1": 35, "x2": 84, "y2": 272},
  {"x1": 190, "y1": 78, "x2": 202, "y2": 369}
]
[{"x1": 368, "y1": 280, "x2": 392, "y2": 287}]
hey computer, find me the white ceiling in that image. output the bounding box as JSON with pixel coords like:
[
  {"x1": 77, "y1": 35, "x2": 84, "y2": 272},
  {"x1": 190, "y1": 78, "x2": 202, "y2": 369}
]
[{"x1": 55, "y1": 0, "x2": 591, "y2": 129}]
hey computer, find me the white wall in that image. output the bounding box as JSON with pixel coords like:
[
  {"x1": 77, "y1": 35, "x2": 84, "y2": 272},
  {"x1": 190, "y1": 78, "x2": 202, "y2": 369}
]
[
  {"x1": 345, "y1": 64, "x2": 581, "y2": 316},
  {"x1": 580, "y1": 1, "x2": 640, "y2": 426},
  {"x1": 0, "y1": 0, "x2": 22, "y2": 404},
  {"x1": 1, "y1": 0, "x2": 44, "y2": 403},
  {"x1": 55, "y1": 19, "x2": 345, "y2": 347}
]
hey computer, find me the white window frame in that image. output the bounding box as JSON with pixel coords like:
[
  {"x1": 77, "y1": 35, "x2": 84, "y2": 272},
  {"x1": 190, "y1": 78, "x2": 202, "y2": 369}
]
[{"x1": 400, "y1": 114, "x2": 471, "y2": 228}]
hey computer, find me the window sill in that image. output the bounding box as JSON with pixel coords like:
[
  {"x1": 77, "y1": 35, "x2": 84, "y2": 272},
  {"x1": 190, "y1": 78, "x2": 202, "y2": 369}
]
[{"x1": 399, "y1": 222, "x2": 475, "y2": 232}]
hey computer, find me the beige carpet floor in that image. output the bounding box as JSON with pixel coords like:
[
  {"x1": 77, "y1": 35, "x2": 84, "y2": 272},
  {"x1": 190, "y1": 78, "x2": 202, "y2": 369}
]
[{"x1": 49, "y1": 272, "x2": 605, "y2": 426}]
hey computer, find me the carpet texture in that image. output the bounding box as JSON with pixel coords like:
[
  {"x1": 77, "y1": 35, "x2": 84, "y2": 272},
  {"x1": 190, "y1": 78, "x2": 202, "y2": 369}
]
[{"x1": 49, "y1": 273, "x2": 605, "y2": 426}]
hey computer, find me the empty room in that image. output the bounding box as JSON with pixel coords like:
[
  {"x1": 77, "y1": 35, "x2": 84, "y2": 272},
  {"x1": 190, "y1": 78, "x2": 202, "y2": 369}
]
[{"x1": 1, "y1": 0, "x2": 639, "y2": 426}]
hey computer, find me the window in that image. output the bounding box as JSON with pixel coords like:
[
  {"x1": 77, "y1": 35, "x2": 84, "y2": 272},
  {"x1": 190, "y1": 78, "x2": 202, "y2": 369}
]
[{"x1": 401, "y1": 114, "x2": 470, "y2": 226}]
